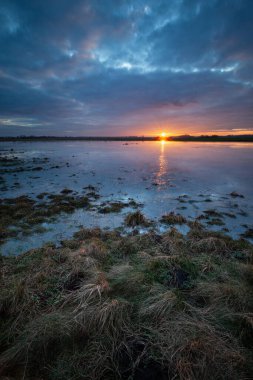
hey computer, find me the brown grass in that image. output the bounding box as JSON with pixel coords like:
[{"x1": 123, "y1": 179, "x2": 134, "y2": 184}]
[
  {"x1": 0, "y1": 225, "x2": 252, "y2": 379},
  {"x1": 125, "y1": 211, "x2": 150, "y2": 227},
  {"x1": 140, "y1": 285, "x2": 178, "y2": 320},
  {"x1": 160, "y1": 212, "x2": 187, "y2": 225}
]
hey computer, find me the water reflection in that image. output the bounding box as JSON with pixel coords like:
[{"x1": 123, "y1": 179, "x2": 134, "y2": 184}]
[{"x1": 156, "y1": 140, "x2": 168, "y2": 186}]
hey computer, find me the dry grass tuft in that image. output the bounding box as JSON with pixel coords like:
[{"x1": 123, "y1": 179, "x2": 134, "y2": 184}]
[
  {"x1": 85, "y1": 239, "x2": 108, "y2": 261},
  {"x1": 140, "y1": 286, "x2": 178, "y2": 320},
  {"x1": 191, "y1": 236, "x2": 228, "y2": 254},
  {"x1": 192, "y1": 279, "x2": 252, "y2": 313},
  {"x1": 88, "y1": 298, "x2": 131, "y2": 334},
  {"x1": 188, "y1": 219, "x2": 205, "y2": 230},
  {"x1": 160, "y1": 212, "x2": 187, "y2": 225},
  {"x1": 161, "y1": 228, "x2": 187, "y2": 255},
  {"x1": 154, "y1": 314, "x2": 246, "y2": 380},
  {"x1": 172, "y1": 330, "x2": 245, "y2": 380},
  {"x1": 67, "y1": 238, "x2": 107, "y2": 263},
  {"x1": 0, "y1": 312, "x2": 74, "y2": 371},
  {"x1": 107, "y1": 263, "x2": 146, "y2": 297},
  {"x1": 66, "y1": 271, "x2": 110, "y2": 309},
  {"x1": 125, "y1": 211, "x2": 150, "y2": 227},
  {"x1": 73, "y1": 227, "x2": 102, "y2": 240},
  {"x1": 75, "y1": 298, "x2": 131, "y2": 337}
]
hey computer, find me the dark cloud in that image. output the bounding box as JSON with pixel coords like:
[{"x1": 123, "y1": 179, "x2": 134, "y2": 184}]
[{"x1": 0, "y1": 0, "x2": 252, "y2": 135}]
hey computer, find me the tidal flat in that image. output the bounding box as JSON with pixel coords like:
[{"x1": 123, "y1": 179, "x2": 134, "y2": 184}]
[
  {"x1": 0, "y1": 141, "x2": 253, "y2": 254},
  {"x1": 0, "y1": 141, "x2": 253, "y2": 379}
]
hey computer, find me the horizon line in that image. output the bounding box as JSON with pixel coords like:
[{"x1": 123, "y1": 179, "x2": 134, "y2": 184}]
[{"x1": 1, "y1": 133, "x2": 253, "y2": 142}]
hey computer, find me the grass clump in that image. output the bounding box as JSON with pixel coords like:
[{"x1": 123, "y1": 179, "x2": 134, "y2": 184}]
[
  {"x1": 241, "y1": 228, "x2": 253, "y2": 239},
  {"x1": 207, "y1": 218, "x2": 225, "y2": 226},
  {"x1": 125, "y1": 210, "x2": 150, "y2": 227},
  {"x1": 98, "y1": 201, "x2": 128, "y2": 214},
  {"x1": 160, "y1": 212, "x2": 187, "y2": 225},
  {"x1": 140, "y1": 285, "x2": 179, "y2": 320}
]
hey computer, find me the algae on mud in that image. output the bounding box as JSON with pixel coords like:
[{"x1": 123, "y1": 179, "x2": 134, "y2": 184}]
[{"x1": 0, "y1": 223, "x2": 252, "y2": 380}]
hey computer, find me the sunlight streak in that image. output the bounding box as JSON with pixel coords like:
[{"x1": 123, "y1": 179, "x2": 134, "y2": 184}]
[{"x1": 156, "y1": 140, "x2": 168, "y2": 186}]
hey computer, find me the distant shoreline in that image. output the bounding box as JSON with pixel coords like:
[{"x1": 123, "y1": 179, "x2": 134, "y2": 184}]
[{"x1": 1, "y1": 135, "x2": 253, "y2": 142}]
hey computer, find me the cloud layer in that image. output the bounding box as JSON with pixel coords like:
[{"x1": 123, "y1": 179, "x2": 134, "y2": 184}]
[{"x1": 0, "y1": 0, "x2": 253, "y2": 136}]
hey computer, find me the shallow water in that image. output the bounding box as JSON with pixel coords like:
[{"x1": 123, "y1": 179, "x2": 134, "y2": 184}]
[{"x1": 1, "y1": 140, "x2": 253, "y2": 254}]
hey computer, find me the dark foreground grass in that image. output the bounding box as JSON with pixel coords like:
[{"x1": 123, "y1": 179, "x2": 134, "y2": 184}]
[{"x1": 0, "y1": 224, "x2": 253, "y2": 379}]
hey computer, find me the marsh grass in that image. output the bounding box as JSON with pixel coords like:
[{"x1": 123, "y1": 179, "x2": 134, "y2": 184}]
[
  {"x1": 99, "y1": 201, "x2": 129, "y2": 214},
  {"x1": 125, "y1": 211, "x2": 150, "y2": 227},
  {"x1": 160, "y1": 212, "x2": 187, "y2": 225},
  {"x1": 0, "y1": 191, "x2": 143, "y2": 246},
  {"x1": 0, "y1": 192, "x2": 91, "y2": 245},
  {"x1": 0, "y1": 226, "x2": 253, "y2": 379}
]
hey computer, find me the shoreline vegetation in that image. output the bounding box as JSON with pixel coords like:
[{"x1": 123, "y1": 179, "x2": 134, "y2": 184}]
[
  {"x1": 0, "y1": 190, "x2": 141, "y2": 246},
  {"x1": 1, "y1": 189, "x2": 252, "y2": 249},
  {"x1": 1, "y1": 134, "x2": 253, "y2": 142},
  {"x1": 0, "y1": 218, "x2": 253, "y2": 379}
]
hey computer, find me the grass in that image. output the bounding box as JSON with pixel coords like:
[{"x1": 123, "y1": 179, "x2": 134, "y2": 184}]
[
  {"x1": 207, "y1": 218, "x2": 225, "y2": 226},
  {"x1": 0, "y1": 192, "x2": 91, "y2": 245},
  {"x1": 140, "y1": 285, "x2": 179, "y2": 320},
  {"x1": 99, "y1": 201, "x2": 129, "y2": 214},
  {"x1": 241, "y1": 228, "x2": 253, "y2": 239},
  {"x1": 0, "y1": 192, "x2": 142, "y2": 246},
  {"x1": 98, "y1": 198, "x2": 140, "y2": 214},
  {"x1": 160, "y1": 212, "x2": 187, "y2": 225},
  {"x1": 0, "y1": 225, "x2": 253, "y2": 379},
  {"x1": 125, "y1": 211, "x2": 150, "y2": 227}
]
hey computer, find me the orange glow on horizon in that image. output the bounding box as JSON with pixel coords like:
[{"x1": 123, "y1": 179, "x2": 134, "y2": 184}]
[
  {"x1": 140, "y1": 128, "x2": 253, "y2": 138},
  {"x1": 135, "y1": 120, "x2": 253, "y2": 138},
  {"x1": 160, "y1": 131, "x2": 168, "y2": 141}
]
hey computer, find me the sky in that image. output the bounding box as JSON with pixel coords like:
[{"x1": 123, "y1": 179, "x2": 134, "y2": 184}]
[{"x1": 0, "y1": 0, "x2": 253, "y2": 137}]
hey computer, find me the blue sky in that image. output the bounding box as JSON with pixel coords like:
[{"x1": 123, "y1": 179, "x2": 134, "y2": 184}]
[{"x1": 0, "y1": 0, "x2": 253, "y2": 136}]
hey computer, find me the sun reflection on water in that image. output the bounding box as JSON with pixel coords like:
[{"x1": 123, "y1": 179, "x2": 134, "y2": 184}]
[{"x1": 156, "y1": 140, "x2": 168, "y2": 186}]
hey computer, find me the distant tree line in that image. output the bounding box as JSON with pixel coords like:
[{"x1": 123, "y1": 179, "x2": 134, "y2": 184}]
[{"x1": 0, "y1": 135, "x2": 253, "y2": 142}]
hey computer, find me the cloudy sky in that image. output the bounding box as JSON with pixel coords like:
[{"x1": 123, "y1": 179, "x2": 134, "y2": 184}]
[{"x1": 0, "y1": 0, "x2": 253, "y2": 136}]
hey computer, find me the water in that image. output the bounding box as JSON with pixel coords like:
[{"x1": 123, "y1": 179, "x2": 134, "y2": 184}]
[{"x1": 1, "y1": 140, "x2": 253, "y2": 255}]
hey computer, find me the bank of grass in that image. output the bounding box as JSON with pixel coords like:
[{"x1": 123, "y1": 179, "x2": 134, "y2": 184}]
[{"x1": 0, "y1": 224, "x2": 253, "y2": 379}]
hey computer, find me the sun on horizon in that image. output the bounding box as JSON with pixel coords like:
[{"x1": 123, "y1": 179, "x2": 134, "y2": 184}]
[{"x1": 160, "y1": 132, "x2": 168, "y2": 140}]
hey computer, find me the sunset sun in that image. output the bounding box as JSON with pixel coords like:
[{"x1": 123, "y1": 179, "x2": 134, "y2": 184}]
[{"x1": 160, "y1": 132, "x2": 167, "y2": 140}]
